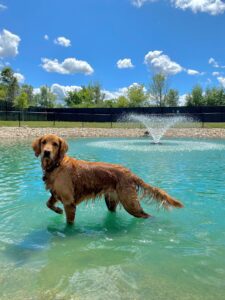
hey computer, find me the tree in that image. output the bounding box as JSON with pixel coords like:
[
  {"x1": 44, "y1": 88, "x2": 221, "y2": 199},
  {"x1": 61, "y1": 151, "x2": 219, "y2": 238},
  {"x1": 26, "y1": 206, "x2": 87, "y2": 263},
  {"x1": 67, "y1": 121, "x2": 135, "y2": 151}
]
[
  {"x1": 164, "y1": 89, "x2": 179, "y2": 106},
  {"x1": 204, "y1": 87, "x2": 225, "y2": 106},
  {"x1": 127, "y1": 84, "x2": 148, "y2": 107},
  {"x1": 116, "y1": 96, "x2": 129, "y2": 107},
  {"x1": 185, "y1": 85, "x2": 204, "y2": 106},
  {"x1": 89, "y1": 82, "x2": 105, "y2": 105},
  {"x1": 65, "y1": 83, "x2": 106, "y2": 107},
  {"x1": 0, "y1": 67, "x2": 19, "y2": 104},
  {"x1": 65, "y1": 90, "x2": 82, "y2": 107},
  {"x1": 34, "y1": 86, "x2": 56, "y2": 107},
  {"x1": 149, "y1": 73, "x2": 168, "y2": 107},
  {"x1": 103, "y1": 99, "x2": 116, "y2": 108},
  {"x1": 0, "y1": 67, "x2": 14, "y2": 85},
  {"x1": 21, "y1": 84, "x2": 34, "y2": 106},
  {"x1": 14, "y1": 92, "x2": 29, "y2": 110},
  {"x1": 0, "y1": 85, "x2": 7, "y2": 101}
]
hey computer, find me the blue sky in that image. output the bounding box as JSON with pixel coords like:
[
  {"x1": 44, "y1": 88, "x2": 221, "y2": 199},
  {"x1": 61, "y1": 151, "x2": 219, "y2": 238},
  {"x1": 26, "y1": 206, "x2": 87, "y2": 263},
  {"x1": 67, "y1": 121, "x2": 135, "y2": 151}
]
[{"x1": 0, "y1": 0, "x2": 225, "y2": 101}]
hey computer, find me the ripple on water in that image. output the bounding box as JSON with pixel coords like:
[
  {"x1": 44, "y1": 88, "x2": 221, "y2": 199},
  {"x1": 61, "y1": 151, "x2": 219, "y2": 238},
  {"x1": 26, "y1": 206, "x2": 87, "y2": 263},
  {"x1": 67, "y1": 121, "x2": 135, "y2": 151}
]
[{"x1": 0, "y1": 138, "x2": 225, "y2": 300}]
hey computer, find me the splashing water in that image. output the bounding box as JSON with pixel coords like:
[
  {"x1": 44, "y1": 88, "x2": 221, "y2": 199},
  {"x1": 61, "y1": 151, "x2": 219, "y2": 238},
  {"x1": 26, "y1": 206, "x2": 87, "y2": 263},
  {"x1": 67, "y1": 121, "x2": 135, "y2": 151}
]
[{"x1": 126, "y1": 114, "x2": 192, "y2": 144}]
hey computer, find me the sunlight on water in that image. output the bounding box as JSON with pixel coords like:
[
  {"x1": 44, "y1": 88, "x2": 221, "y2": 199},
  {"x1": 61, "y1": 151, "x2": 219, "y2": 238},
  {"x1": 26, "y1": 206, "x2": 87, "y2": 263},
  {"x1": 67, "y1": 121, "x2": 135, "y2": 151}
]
[{"x1": 0, "y1": 138, "x2": 225, "y2": 299}]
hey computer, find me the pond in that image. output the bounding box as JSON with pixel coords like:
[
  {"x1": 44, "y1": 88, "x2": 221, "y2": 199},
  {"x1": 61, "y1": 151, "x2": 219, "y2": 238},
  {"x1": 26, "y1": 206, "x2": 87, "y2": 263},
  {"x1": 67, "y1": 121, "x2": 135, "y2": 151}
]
[{"x1": 0, "y1": 137, "x2": 225, "y2": 299}]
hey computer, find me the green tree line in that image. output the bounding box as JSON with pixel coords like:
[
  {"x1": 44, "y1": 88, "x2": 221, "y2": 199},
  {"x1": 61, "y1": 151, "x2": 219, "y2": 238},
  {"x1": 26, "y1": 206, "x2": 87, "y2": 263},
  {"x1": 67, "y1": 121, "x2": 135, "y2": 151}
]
[{"x1": 1, "y1": 66, "x2": 225, "y2": 109}]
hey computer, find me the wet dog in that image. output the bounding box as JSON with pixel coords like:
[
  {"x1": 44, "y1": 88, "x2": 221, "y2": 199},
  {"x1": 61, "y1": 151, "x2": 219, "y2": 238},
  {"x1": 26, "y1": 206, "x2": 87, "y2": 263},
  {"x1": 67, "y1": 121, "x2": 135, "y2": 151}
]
[{"x1": 32, "y1": 134, "x2": 183, "y2": 224}]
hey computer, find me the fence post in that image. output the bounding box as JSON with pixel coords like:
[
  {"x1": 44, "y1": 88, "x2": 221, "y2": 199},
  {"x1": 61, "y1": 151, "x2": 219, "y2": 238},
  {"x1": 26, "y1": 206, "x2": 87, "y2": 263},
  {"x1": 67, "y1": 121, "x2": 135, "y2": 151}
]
[
  {"x1": 53, "y1": 113, "x2": 56, "y2": 127},
  {"x1": 18, "y1": 112, "x2": 21, "y2": 127}
]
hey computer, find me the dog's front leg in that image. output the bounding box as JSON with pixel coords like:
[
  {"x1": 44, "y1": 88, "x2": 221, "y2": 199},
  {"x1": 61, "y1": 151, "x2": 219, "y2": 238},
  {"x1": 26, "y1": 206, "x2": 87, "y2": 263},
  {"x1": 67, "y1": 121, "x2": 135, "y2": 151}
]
[
  {"x1": 46, "y1": 194, "x2": 63, "y2": 214},
  {"x1": 63, "y1": 202, "x2": 76, "y2": 224}
]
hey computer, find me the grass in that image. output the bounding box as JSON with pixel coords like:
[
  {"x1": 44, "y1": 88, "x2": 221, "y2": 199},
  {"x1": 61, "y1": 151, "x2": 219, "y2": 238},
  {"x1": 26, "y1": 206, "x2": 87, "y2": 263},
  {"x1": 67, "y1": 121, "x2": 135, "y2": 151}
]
[{"x1": 0, "y1": 120, "x2": 225, "y2": 128}]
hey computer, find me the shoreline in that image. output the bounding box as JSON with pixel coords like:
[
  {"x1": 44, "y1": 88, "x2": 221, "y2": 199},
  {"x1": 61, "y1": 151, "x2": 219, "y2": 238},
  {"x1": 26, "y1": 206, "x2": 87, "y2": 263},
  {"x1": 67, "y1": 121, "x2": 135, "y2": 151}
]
[{"x1": 0, "y1": 126, "x2": 225, "y2": 139}]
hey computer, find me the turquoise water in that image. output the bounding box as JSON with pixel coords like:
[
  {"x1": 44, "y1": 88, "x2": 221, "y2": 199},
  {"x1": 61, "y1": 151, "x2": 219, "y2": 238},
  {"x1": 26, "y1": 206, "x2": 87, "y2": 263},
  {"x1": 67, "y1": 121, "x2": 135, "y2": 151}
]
[{"x1": 0, "y1": 137, "x2": 225, "y2": 300}]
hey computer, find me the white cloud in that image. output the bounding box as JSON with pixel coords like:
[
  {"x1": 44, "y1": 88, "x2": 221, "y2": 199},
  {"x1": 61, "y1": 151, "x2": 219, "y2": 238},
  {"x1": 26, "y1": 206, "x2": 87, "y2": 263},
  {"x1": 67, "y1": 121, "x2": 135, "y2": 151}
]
[
  {"x1": 33, "y1": 88, "x2": 40, "y2": 95},
  {"x1": 209, "y1": 57, "x2": 219, "y2": 67},
  {"x1": 217, "y1": 76, "x2": 225, "y2": 87},
  {"x1": 41, "y1": 57, "x2": 94, "y2": 75},
  {"x1": 172, "y1": 0, "x2": 225, "y2": 15},
  {"x1": 0, "y1": 3, "x2": 7, "y2": 11},
  {"x1": 51, "y1": 83, "x2": 82, "y2": 99},
  {"x1": 144, "y1": 50, "x2": 183, "y2": 76},
  {"x1": 0, "y1": 29, "x2": 21, "y2": 58},
  {"x1": 178, "y1": 94, "x2": 187, "y2": 106},
  {"x1": 132, "y1": 0, "x2": 225, "y2": 15},
  {"x1": 209, "y1": 57, "x2": 225, "y2": 68},
  {"x1": 42, "y1": 82, "x2": 144, "y2": 102},
  {"x1": 117, "y1": 58, "x2": 134, "y2": 69},
  {"x1": 14, "y1": 72, "x2": 25, "y2": 83},
  {"x1": 212, "y1": 71, "x2": 220, "y2": 76},
  {"x1": 131, "y1": 0, "x2": 155, "y2": 7},
  {"x1": 186, "y1": 68, "x2": 204, "y2": 75},
  {"x1": 54, "y1": 36, "x2": 71, "y2": 47},
  {"x1": 103, "y1": 83, "x2": 146, "y2": 100},
  {"x1": 44, "y1": 34, "x2": 49, "y2": 40}
]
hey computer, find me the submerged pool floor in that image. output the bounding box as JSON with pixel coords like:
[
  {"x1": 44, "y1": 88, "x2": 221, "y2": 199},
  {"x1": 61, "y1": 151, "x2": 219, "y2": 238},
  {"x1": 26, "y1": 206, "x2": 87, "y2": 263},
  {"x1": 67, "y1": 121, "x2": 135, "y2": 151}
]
[{"x1": 0, "y1": 138, "x2": 225, "y2": 299}]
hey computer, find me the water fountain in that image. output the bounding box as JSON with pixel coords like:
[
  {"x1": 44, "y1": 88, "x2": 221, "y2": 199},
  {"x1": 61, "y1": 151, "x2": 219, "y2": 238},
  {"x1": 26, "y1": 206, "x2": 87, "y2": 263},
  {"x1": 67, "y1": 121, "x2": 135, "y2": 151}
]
[
  {"x1": 126, "y1": 114, "x2": 190, "y2": 144},
  {"x1": 87, "y1": 114, "x2": 225, "y2": 153}
]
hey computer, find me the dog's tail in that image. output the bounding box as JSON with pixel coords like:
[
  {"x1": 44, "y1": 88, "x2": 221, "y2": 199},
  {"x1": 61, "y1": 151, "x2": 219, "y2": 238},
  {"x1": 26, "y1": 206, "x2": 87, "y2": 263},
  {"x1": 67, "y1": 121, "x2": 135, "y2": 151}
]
[{"x1": 134, "y1": 177, "x2": 183, "y2": 209}]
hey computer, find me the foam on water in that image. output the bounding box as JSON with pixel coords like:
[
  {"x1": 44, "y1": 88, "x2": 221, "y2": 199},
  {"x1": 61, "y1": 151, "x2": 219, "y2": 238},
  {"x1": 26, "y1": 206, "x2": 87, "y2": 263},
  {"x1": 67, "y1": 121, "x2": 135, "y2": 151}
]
[{"x1": 87, "y1": 139, "x2": 225, "y2": 152}]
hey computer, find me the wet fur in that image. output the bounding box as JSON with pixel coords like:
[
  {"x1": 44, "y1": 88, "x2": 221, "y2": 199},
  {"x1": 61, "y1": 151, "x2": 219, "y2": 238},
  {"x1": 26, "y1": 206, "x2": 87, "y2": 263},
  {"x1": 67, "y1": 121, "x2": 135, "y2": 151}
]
[{"x1": 32, "y1": 134, "x2": 183, "y2": 224}]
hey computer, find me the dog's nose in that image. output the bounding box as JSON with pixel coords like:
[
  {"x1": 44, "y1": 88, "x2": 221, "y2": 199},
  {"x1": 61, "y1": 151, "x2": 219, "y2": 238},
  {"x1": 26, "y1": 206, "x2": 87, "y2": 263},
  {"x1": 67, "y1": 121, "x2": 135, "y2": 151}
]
[{"x1": 44, "y1": 150, "x2": 51, "y2": 157}]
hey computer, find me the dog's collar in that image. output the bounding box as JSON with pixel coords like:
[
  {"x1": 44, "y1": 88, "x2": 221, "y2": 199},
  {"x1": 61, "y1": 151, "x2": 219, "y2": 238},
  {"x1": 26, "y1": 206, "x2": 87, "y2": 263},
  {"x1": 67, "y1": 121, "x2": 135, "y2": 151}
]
[{"x1": 42, "y1": 162, "x2": 60, "y2": 182}]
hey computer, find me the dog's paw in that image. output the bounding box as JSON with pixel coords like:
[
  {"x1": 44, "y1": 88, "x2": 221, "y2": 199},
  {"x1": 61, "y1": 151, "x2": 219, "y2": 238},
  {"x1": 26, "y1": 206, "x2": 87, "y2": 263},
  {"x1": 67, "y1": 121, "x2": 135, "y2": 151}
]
[{"x1": 55, "y1": 207, "x2": 63, "y2": 214}]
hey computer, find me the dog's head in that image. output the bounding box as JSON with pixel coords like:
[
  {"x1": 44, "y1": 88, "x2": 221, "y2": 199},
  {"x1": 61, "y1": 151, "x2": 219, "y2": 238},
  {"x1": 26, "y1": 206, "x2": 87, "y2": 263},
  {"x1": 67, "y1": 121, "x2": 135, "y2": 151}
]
[{"x1": 32, "y1": 134, "x2": 68, "y2": 168}]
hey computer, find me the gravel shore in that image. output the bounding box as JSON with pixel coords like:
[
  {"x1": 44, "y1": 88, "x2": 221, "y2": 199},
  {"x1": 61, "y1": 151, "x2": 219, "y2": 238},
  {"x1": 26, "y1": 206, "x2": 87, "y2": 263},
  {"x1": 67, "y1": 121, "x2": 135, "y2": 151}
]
[{"x1": 0, "y1": 126, "x2": 225, "y2": 139}]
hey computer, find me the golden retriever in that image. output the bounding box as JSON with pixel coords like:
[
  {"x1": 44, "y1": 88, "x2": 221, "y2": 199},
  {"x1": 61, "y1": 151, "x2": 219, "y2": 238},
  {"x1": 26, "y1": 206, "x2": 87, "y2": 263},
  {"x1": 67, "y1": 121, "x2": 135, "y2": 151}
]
[{"x1": 32, "y1": 134, "x2": 183, "y2": 224}]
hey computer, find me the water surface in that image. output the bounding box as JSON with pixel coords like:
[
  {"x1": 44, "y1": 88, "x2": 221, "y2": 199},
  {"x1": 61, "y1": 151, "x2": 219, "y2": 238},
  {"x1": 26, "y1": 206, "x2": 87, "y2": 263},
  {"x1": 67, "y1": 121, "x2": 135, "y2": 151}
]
[{"x1": 0, "y1": 138, "x2": 225, "y2": 299}]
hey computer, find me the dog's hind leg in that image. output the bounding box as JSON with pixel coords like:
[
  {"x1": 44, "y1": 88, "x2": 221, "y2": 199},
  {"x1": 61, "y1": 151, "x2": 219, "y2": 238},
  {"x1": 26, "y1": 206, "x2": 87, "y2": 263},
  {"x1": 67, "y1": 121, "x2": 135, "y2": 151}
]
[
  {"x1": 117, "y1": 185, "x2": 150, "y2": 218},
  {"x1": 105, "y1": 192, "x2": 119, "y2": 212},
  {"x1": 46, "y1": 194, "x2": 63, "y2": 214}
]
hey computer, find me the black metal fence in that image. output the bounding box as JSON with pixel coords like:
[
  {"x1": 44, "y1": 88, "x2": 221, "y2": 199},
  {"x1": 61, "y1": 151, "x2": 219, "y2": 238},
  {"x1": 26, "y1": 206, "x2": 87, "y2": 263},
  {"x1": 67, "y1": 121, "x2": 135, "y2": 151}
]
[{"x1": 0, "y1": 105, "x2": 225, "y2": 127}]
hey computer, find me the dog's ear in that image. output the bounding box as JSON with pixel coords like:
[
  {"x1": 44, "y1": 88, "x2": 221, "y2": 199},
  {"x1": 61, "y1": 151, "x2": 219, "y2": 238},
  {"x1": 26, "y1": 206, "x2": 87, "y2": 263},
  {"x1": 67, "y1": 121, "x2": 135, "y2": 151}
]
[
  {"x1": 58, "y1": 137, "x2": 68, "y2": 160},
  {"x1": 32, "y1": 137, "x2": 42, "y2": 157}
]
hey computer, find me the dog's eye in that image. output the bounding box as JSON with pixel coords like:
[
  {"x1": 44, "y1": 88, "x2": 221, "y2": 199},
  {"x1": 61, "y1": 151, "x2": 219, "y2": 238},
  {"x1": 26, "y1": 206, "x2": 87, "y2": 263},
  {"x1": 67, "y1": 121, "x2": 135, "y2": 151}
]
[
  {"x1": 53, "y1": 142, "x2": 59, "y2": 147},
  {"x1": 42, "y1": 140, "x2": 46, "y2": 145}
]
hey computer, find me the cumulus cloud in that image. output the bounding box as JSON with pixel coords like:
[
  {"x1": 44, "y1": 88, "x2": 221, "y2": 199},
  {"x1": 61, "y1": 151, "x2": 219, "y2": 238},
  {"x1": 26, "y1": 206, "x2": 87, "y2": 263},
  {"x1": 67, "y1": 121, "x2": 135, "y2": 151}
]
[
  {"x1": 14, "y1": 72, "x2": 25, "y2": 83},
  {"x1": 41, "y1": 57, "x2": 94, "y2": 75},
  {"x1": 178, "y1": 94, "x2": 187, "y2": 106},
  {"x1": 212, "y1": 71, "x2": 220, "y2": 76},
  {"x1": 0, "y1": 29, "x2": 21, "y2": 58},
  {"x1": 54, "y1": 36, "x2": 71, "y2": 47},
  {"x1": 144, "y1": 50, "x2": 183, "y2": 76},
  {"x1": 209, "y1": 57, "x2": 219, "y2": 67},
  {"x1": 44, "y1": 34, "x2": 49, "y2": 40},
  {"x1": 217, "y1": 76, "x2": 225, "y2": 87},
  {"x1": 172, "y1": 0, "x2": 225, "y2": 15},
  {"x1": 51, "y1": 83, "x2": 82, "y2": 99},
  {"x1": 209, "y1": 57, "x2": 225, "y2": 68},
  {"x1": 131, "y1": 0, "x2": 155, "y2": 7},
  {"x1": 0, "y1": 3, "x2": 7, "y2": 11},
  {"x1": 132, "y1": 0, "x2": 225, "y2": 15},
  {"x1": 186, "y1": 69, "x2": 203, "y2": 75},
  {"x1": 44, "y1": 82, "x2": 144, "y2": 102},
  {"x1": 103, "y1": 83, "x2": 147, "y2": 100},
  {"x1": 117, "y1": 58, "x2": 134, "y2": 69}
]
